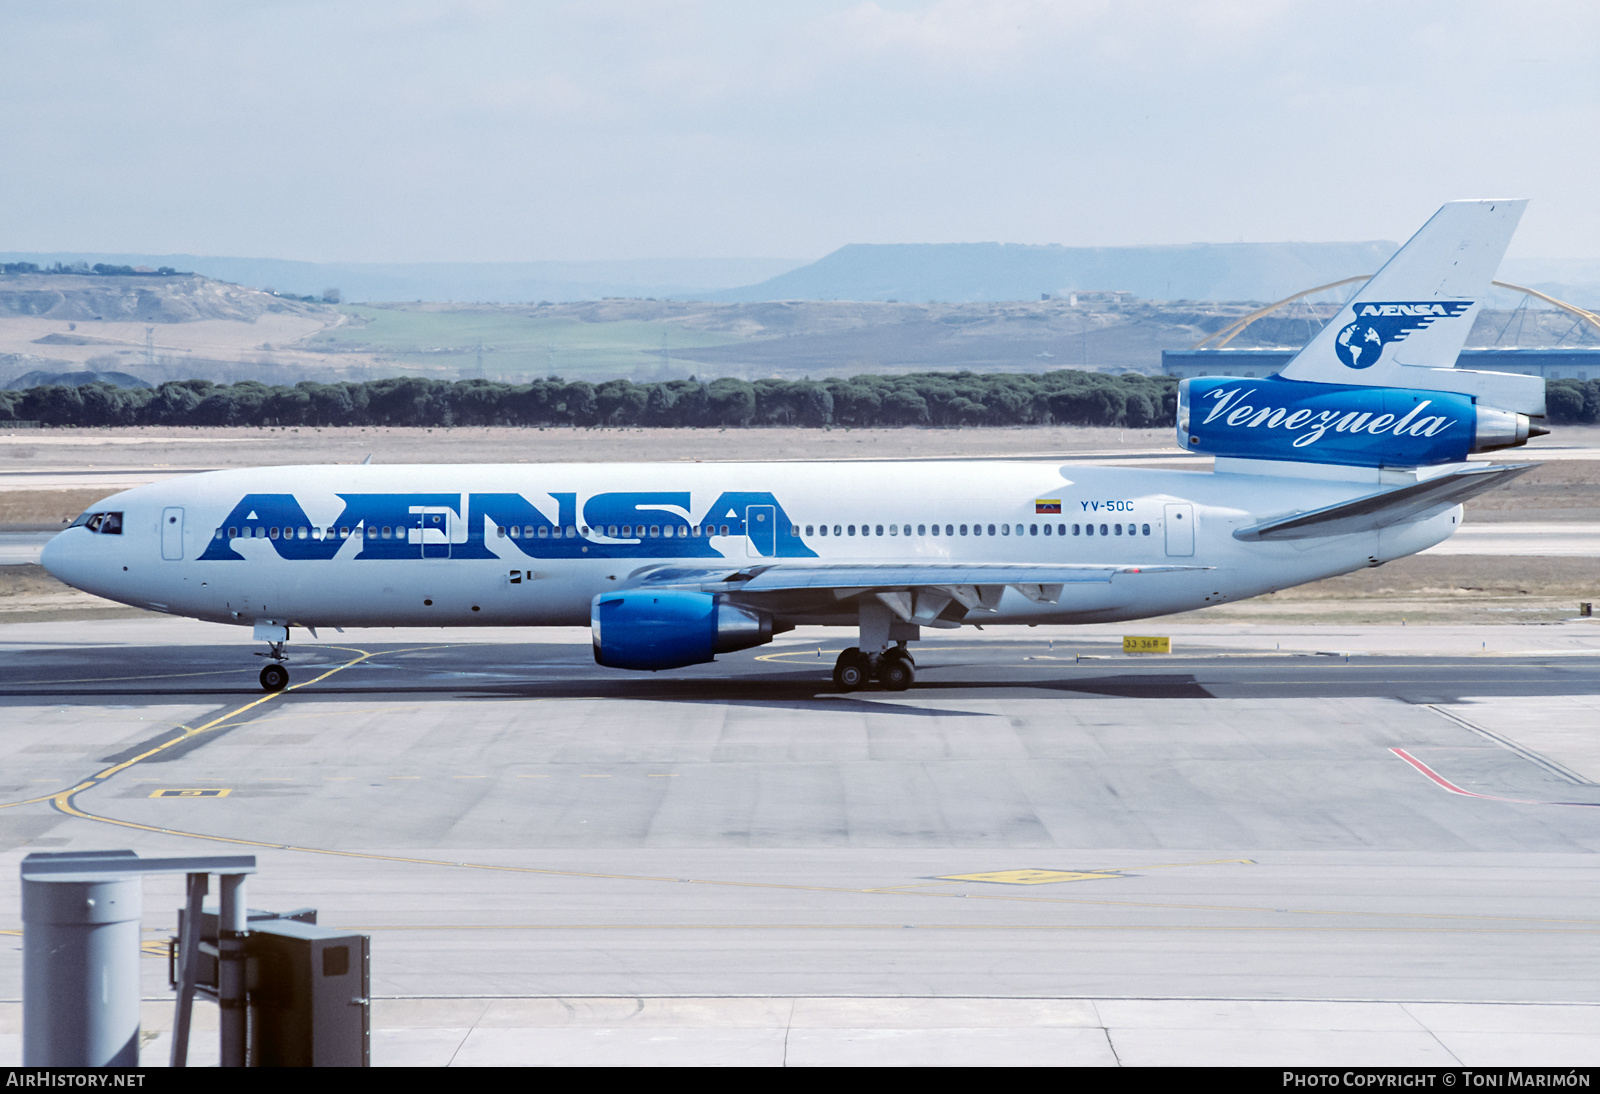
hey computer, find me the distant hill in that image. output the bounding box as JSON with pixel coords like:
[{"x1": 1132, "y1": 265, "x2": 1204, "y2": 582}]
[
  {"x1": 0, "y1": 272, "x2": 331, "y2": 323},
  {"x1": 9, "y1": 247, "x2": 1599, "y2": 310},
  {"x1": 709, "y1": 241, "x2": 1403, "y2": 305},
  {"x1": 5, "y1": 369, "x2": 151, "y2": 390},
  {"x1": 0, "y1": 254, "x2": 809, "y2": 305}
]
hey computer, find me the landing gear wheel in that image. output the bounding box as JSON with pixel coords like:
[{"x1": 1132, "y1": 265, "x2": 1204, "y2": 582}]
[
  {"x1": 833, "y1": 647, "x2": 868, "y2": 692},
  {"x1": 883, "y1": 646, "x2": 914, "y2": 667},
  {"x1": 879, "y1": 657, "x2": 914, "y2": 691},
  {"x1": 259, "y1": 663, "x2": 289, "y2": 692}
]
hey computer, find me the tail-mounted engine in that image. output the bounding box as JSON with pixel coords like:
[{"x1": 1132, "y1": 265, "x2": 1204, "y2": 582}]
[{"x1": 1177, "y1": 376, "x2": 1546, "y2": 468}]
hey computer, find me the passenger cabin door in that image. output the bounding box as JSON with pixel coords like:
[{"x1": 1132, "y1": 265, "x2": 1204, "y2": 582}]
[
  {"x1": 161, "y1": 507, "x2": 184, "y2": 560},
  {"x1": 745, "y1": 505, "x2": 775, "y2": 557},
  {"x1": 1163, "y1": 503, "x2": 1195, "y2": 557},
  {"x1": 412, "y1": 506, "x2": 454, "y2": 559}
]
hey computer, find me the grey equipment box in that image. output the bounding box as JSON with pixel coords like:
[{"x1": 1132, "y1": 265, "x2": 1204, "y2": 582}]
[
  {"x1": 169, "y1": 906, "x2": 317, "y2": 999},
  {"x1": 247, "y1": 920, "x2": 370, "y2": 1067}
]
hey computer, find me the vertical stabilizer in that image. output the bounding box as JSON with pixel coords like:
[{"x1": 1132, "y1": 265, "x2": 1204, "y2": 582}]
[{"x1": 1277, "y1": 200, "x2": 1526, "y2": 389}]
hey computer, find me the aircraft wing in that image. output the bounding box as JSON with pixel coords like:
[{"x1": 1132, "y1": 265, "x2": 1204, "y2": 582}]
[
  {"x1": 623, "y1": 561, "x2": 1211, "y2": 622},
  {"x1": 630, "y1": 561, "x2": 1208, "y2": 591},
  {"x1": 1232, "y1": 463, "x2": 1530, "y2": 542}
]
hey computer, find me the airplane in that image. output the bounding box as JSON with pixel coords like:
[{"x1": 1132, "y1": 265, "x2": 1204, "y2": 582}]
[{"x1": 41, "y1": 200, "x2": 1546, "y2": 694}]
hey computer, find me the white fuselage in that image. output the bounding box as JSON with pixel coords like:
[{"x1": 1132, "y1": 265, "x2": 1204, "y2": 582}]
[{"x1": 40, "y1": 460, "x2": 1461, "y2": 632}]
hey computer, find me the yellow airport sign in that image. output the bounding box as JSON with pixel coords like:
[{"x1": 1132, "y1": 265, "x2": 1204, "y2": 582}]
[{"x1": 1123, "y1": 636, "x2": 1170, "y2": 654}]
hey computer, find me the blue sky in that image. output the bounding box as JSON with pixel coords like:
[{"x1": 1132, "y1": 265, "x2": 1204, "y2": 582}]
[{"x1": 3, "y1": 1, "x2": 1596, "y2": 262}]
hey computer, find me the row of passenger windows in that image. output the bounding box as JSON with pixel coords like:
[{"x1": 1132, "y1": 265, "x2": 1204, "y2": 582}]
[
  {"x1": 220, "y1": 525, "x2": 374, "y2": 541},
  {"x1": 500, "y1": 524, "x2": 730, "y2": 539},
  {"x1": 218, "y1": 521, "x2": 1155, "y2": 542},
  {"x1": 805, "y1": 522, "x2": 1153, "y2": 538},
  {"x1": 549, "y1": 522, "x2": 1155, "y2": 540},
  {"x1": 215, "y1": 523, "x2": 732, "y2": 542}
]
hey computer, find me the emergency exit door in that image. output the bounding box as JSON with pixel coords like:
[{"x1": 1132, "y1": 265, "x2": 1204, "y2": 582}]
[
  {"x1": 411, "y1": 507, "x2": 454, "y2": 558},
  {"x1": 162, "y1": 507, "x2": 184, "y2": 560},
  {"x1": 746, "y1": 505, "x2": 775, "y2": 556},
  {"x1": 1163, "y1": 503, "x2": 1194, "y2": 557}
]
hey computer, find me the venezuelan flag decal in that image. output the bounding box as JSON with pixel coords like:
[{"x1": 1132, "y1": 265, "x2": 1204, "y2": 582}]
[{"x1": 1035, "y1": 499, "x2": 1062, "y2": 514}]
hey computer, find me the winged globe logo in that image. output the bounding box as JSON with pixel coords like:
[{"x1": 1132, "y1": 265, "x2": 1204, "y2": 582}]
[{"x1": 1334, "y1": 301, "x2": 1474, "y2": 369}]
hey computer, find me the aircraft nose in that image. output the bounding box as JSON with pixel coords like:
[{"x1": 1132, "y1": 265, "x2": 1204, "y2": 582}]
[{"x1": 40, "y1": 527, "x2": 82, "y2": 585}]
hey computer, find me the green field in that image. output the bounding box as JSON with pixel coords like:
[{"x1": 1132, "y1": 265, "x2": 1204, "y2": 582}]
[{"x1": 310, "y1": 305, "x2": 747, "y2": 381}]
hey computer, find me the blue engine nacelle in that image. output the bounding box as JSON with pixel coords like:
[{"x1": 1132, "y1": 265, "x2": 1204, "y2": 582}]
[{"x1": 591, "y1": 589, "x2": 775, "y2": 671}]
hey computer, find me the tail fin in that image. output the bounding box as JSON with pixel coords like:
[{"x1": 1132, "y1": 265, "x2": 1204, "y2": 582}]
[
  {"x1": 1278, "y1": 200, "x2": 1525, "y2": 388},
  {"x1": 1179, "y1": 200, "x2": 1547, "y2": 470}
]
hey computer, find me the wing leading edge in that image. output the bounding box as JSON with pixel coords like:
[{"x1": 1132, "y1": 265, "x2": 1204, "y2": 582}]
[{"x1": 625, "y1": 561, "x2": 1211, "y2": 626}]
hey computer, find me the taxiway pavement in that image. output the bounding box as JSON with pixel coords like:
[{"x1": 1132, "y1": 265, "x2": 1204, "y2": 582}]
[{"x1": 3, "y1": 617, "x2": 1600, "y2": 1066}]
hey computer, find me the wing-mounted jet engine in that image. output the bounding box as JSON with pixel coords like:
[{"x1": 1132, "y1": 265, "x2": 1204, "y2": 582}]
[{"x1": 591, "y1": 590, "x2": 777, "y2": 670}]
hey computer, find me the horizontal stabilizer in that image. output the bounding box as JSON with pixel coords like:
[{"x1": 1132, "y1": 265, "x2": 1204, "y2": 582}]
[{"x1": 1232, "y1": 463, "x2": 1530, "y2": 541}]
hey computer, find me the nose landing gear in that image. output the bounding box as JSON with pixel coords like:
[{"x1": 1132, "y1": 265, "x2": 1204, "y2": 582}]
[
  {"x1": 259, "y1": 662, "x2": 289, "y2": 692},
  {"x1": 253, "y1": 622, "x2": 291, "y2": 692}
]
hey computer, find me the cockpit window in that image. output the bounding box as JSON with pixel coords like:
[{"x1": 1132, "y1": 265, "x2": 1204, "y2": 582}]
[{"x1": 75, "y1": 511, "x2": 123, "y2": 535}]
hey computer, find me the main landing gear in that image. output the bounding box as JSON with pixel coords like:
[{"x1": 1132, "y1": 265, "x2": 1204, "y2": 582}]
[
  {"x1": 832, "y1": 645, "x2": 915, "y2": 692},
  {"x1": 833, "y1": 597, "x2": 922, "y2": 692}
]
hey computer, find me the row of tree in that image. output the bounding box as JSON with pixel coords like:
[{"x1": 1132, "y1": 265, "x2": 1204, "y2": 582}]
[
  {"x1": 0, "y1": 371, "x2": 1178, "y2": 429},
  {"x1": 1546, "y1": 379, "x2": 1600, "y2": 424},
  {"x1": 6, "y1": 371, "x2": 1590, "y2": 429}
]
